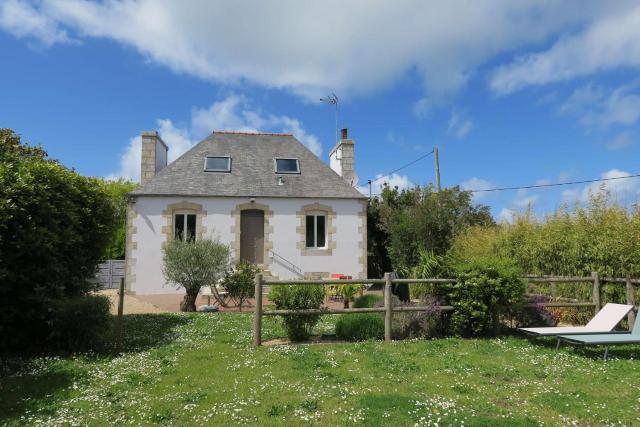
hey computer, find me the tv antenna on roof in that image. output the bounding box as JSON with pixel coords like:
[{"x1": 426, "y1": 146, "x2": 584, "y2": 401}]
[{"x1": 320, "y1": 93, "x2": 339, "y2": 143}]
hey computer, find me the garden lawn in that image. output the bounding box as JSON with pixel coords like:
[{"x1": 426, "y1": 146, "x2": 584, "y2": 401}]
[{"x1": 2, "y1": 313, "x2": 640, "y2": 426}]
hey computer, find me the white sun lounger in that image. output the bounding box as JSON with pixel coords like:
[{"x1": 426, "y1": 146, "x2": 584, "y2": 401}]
[{"x1": 518, "y1": 303, "x2": 634, "y2": 337}]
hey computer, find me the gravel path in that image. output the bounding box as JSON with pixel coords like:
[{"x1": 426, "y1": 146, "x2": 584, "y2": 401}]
[{"x1": 98, "y1": 289, "x2": 166, "y2": 314}]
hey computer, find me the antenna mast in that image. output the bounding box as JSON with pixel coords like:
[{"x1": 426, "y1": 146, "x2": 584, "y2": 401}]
[{"x1": 320, "y1": 93, "x2": 339, "y2": 143}]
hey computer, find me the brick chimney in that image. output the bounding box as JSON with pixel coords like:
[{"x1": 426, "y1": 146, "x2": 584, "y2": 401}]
[
  {"x1": 329, "y1": 128, "x2": 358, "y2": 186},
  {"x1": 140, "y1": 131, "x2": 168, "y2": 185}
]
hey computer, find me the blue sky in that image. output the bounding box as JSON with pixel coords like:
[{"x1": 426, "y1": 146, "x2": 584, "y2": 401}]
[{"x1": 2, "y1": 1, "x2": 640, "y2": 221}]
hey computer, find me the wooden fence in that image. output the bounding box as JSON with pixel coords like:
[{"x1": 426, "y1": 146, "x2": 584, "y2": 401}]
[
  {"x1": 92, "y1": 260, "x2": 125, "y2": 289},
  {"x1": 253, "y1": 271, "x2": 638, "y2": 346}
]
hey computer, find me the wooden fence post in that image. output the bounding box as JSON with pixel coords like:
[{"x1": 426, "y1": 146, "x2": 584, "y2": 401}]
[
  {"x1": 591, "y1": 271, "x2": 601, "y2": 314},
  {"x1": 384, "y1": 272, "x2": 392, "y2": 343},
  {"x1": 626, "y1": 275, "x2": 636, "y2": 331},
  {"x1": 254, "y1": 273, "x2": 263, "y2": 346},
  {"x1": 116, "y1": 277, "x2": 125, "y2": 353}
]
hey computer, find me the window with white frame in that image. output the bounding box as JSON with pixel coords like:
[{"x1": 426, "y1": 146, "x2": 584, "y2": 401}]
[
  {"x1": 204, "y1": 156, "x2": 231, "y2": 172},
  {"x1": 174, "y1": 211, "x2": 196, "y2": 241},
  {"x1": 305, "y1": 212, "x2": 326, "y2": 248}
]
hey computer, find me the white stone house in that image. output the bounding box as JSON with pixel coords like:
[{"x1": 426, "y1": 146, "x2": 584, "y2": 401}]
[{"x1": 125, "y1": 129, "x2": 367, "y2": 295}]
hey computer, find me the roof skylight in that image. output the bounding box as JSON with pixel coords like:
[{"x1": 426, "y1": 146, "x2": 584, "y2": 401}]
[
  {"x1": 274, "y1": 158, "x2": 300, "y2": 174},
  {"x1": 204, "y1": 156, "x2": 231, "y2": 172}
]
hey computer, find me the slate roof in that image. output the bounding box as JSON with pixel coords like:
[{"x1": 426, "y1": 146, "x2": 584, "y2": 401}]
[{"x1": 130, "y1": 131, "x2": 365, "y2": 199}]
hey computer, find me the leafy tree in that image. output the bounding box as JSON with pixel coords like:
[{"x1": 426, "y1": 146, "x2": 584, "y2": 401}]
[
  {"x1": 0, "y1": 128, "x2": 116, "y2": 352},
  {"x1": 366, "y1": 197, "x2": 393, "y2": 278},
  {"x1": 102, "y1": 179, "x2": 138, "y2": 259},
  {"x1": 163, "y1": 237, "x2": 230, "y2": 312},
  {"x1": 368, "y1": 183, "x2": 494, "y2": 275},
  {"x1": 221, "y1": 262, "x2": 260, "y2": 311}
]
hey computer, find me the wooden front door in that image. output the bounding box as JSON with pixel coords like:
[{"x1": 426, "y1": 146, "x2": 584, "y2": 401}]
[{"x1": 240, "y1": 210, "x2": 264, "y2": 264}]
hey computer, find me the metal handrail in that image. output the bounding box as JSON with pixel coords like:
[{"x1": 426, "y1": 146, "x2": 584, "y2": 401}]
[{"x1": 268, "y1": 249, "x2": 304, "y2": 277}]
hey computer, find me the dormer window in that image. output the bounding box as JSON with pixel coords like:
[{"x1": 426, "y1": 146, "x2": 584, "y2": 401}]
[
  {"x1": 204, "y1": 156, "x2": 231, "y2": 172},
  {"x1": 274, "y1": 158, "x2": 300, "y2": 174}
]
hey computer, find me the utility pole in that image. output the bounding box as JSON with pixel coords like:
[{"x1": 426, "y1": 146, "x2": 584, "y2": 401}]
[
  {"x1": 434, "y1": 145, "x2": 441, "y2": 191},
  {"x1": 368, "y1": 179, "x2": 372, "y2": 201}
]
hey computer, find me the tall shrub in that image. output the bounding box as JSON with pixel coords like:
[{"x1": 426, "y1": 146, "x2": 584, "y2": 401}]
[
  {"x1": 269, "y1": 285, "x2": 325, "y2": 341},
  {"x1": 444, "y1": 258, "x2": 525, "y2": 337},
  {"x1": 221, "y1": 262, "x2": 260, "y2": 311},
  {"x1": 163, "y1": 237, "x2": 230, "y2": 311},
  {"x1": 0, "y1": 129, "x2": 116, "y2": 352}
]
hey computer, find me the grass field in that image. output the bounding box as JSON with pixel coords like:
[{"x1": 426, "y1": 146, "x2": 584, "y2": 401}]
[{"x1": 2, "y1": 313, "x2": 640, "y2": 426}]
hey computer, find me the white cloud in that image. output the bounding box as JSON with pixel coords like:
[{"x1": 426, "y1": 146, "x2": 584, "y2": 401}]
[
  {"x1": 559, "y1": 82, "x2": 640, "y2": 129},
  {"x1": 385, "y1": 130, "x2": 425, "y2": 152},
  {"x1": 460, "y1": 177, "x2": 493, "y2": 201},
  {"x1": 0, "y1": 0, "x2": 72, "y2": 46},
  {"x1": 562, "y1": 188, "x2": 580, "y2": 204},
  {"x1": 447, "y1": 110, "x2": 474, "y2": 139},
  {"x1": 558, "y1": 168, "x2": 640, "y2": 206},
  {"x1": 513, "y1": 189, "x2": 538, "y2": 208},
  {"x1": 605, "y1": 132, "x2": 634, "y2": 150},
  {"x1": 557, "y1": 170, "x2": 573, "y2": 183},
  {"x1": 0, "y1": 1, "x2": 621, "y2": 101},
  {"x1": 357, "y1": 173, "x2": 413, "y2": 196},
  {"x1": 581, "y1": 169, "x2": 640, "y2": 203},
  {"x1": 498, "y1": 208, "x2": 515, "y2": 224},
  {"x1": 108, "y1": 95, "x2": 321, "y2": 180},
  {"x1": 490, "y1": 5, "x2": 640, "y2": 95}
]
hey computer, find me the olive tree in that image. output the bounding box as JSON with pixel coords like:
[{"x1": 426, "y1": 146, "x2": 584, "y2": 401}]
[{"x1": 162, "y1": 237, "x2": 230, "y2": 311}]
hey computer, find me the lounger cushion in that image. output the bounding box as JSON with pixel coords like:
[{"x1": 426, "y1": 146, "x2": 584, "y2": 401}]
[
  {"x1": 518, "y1": 303, "x2": 633, "y2": 336},
  {"x1": 520, "y1": 326, "x2": 602, "y2": 336}
]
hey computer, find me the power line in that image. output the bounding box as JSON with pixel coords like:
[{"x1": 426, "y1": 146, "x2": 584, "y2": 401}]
[
  {"x1": 369, "y1": 173, "x2": 640, "y2": 198},
  {"x1": 467, "y1": 173, "x2": 640, "y2": 193},
  {"x1": 370, "y1": 149, "x2": 434, "y2": 184}
]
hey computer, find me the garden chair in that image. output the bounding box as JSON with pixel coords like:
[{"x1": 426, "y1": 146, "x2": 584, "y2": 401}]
[
  {"x1": 558, "y1": 309, "x2": 640, "y2": 360},
  {"x1": 201, "y1": 284, "x2": 231, "y2": 307},
  {"x1": 518, "y1": 303, "x2": 633, "y2": 342}
]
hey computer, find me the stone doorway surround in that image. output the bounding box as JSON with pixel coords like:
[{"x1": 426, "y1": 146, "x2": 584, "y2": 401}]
[{"x1": 231, "y1": 202, "x2": 274, "y2": 265}]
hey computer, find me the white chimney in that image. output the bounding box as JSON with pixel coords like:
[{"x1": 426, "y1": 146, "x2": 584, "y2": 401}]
[
  {"x1": 329, "y1": 128, "x2": 358, "y2": 186},
  {"x1": 140, "y1": 131, "x2": 168, "y2": 185}
]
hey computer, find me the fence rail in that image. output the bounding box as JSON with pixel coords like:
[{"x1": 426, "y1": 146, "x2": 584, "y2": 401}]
[{"x1": 253, "y1": 271, "x2": 639, "y2": 346}]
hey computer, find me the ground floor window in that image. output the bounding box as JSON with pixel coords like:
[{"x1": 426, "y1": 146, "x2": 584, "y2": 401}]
[
  {"x1": 305, "y1": 213, "x2": 326, "y2": 248},
  {"x1": 174, "y1": 212, "x2": 196, "y2": 241}
]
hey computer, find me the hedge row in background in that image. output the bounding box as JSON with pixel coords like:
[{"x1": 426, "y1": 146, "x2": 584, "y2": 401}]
[{"x1": 451, "y1": 189, "x2": 640, "y2": 304}]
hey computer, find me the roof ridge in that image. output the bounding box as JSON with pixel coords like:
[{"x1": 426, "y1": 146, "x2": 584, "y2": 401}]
[{"x1": 214, "y1": 130, "x2": 293, "y2": 136}]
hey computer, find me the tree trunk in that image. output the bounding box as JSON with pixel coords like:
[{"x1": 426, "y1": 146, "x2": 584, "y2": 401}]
[
  {"x1": 180, "y1": 288, "x2": 199, "y2": 312},
  {"x1": 344, "y1": 299, "x2": 349, "y2": 309}
]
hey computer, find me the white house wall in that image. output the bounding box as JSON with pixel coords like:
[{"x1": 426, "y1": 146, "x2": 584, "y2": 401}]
[{"x1": 128, "y1": 196, "x2": 366, "y2": 295}]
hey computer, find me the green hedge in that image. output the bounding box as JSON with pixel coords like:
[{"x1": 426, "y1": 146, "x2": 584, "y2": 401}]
[
  {"x1": 0, "y1": 129, "x2": 115, "y2": 353},
  {"x1": 352, "y1": 294, "x2": 383, "y2": 308},
  {"x1": 48, "y1": 295, "x2": 112, "y2": 353},
  {"x1": 335, "y1": 314, "x2": 384, "y2": 341},
  {"x1": 443, "y1": 257, "x2": 525, "y2": 337},
  {"x1": 269, "y1": 284, "x2": 325, "y2": 341}
]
